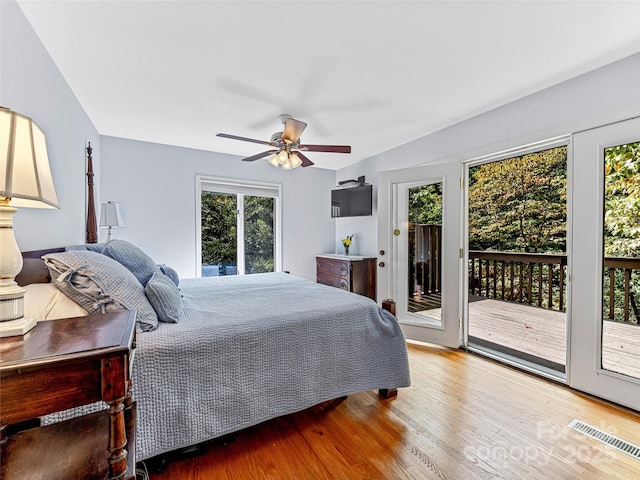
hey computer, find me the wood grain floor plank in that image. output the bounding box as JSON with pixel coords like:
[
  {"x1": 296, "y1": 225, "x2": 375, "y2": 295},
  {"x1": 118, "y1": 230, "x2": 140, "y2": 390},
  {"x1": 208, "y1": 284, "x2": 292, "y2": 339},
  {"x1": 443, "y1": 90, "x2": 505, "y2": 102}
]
[{"x1": 148, "y1": 343, "x2": 639, "y2": 480}]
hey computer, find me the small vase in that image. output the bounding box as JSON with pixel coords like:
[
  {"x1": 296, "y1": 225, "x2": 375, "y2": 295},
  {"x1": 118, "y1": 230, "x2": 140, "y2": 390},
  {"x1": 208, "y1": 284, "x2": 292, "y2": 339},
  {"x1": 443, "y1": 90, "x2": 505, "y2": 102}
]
[{"x1": 344, "y1": 245, "x2": 349, "y2": 255}]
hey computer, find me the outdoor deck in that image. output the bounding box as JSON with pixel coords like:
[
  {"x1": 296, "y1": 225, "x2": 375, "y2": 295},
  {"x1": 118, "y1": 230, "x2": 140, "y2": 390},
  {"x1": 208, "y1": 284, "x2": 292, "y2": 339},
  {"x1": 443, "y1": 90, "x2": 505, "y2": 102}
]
[{"x1": 410, "y1": 294, "x2": 640, "y2": 379}]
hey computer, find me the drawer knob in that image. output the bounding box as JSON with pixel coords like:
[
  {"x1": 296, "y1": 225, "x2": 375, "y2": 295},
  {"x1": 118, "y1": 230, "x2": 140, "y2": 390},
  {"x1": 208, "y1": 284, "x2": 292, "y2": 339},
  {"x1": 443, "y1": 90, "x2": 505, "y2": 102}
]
[
  {"x1": 379, "y1": 261, "x2": 385, "y2": 268},
  {"x1": 379, "y1": 250, "x2": 385, "y2": 255}
]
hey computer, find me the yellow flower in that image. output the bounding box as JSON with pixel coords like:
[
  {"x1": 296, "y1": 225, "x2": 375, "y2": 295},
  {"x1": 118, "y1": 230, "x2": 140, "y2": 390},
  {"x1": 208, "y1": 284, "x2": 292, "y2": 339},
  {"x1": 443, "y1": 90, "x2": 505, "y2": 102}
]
[{"x1": 342, "y1": 235, "x2": 353, "y2": 247}]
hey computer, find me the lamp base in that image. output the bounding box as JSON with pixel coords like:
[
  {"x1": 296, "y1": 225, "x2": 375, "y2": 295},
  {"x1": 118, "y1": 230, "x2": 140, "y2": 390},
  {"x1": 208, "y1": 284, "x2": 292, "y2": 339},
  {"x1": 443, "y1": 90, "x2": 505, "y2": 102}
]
[
  {"x1": 0, "y1": 282, "x2": 35, "y2": 337},
  {"x1": 0, "y1": 202, "x2": 34, "y2": 337},
  {"x1": 0, "y1": 316, "x2": 37, "y2": 337}
]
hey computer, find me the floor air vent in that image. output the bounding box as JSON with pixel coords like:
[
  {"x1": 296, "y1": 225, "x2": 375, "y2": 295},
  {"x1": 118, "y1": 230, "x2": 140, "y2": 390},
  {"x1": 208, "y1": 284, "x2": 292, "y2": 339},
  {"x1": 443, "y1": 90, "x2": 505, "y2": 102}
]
[{"x1": 568, "y1": 419, "x2": 640, "y2": 460}]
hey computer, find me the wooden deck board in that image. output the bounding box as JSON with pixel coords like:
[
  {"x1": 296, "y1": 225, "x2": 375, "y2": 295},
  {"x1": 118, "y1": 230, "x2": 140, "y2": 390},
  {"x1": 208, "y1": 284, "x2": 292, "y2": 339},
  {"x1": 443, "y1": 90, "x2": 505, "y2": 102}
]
[
  {"x1": 468, "y1": 296, "x2": 567, "y2": 365},
  {"x1": 467, "y1": 296, "x2": 640, "y2": 379},
  {"x1": 601, "y1": 320, "x2": 640, "y2": 378}
]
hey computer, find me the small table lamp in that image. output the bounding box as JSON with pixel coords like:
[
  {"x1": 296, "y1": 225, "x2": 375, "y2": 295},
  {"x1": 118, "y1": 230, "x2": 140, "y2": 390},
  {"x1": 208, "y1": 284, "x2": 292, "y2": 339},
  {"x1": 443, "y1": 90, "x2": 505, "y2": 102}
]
[
  {"x1": 100, "y1": 201, "x2": 125, "y2": 241},
  {"x1": 0, "y1": 107, "x2": 60, "y2": 337}
]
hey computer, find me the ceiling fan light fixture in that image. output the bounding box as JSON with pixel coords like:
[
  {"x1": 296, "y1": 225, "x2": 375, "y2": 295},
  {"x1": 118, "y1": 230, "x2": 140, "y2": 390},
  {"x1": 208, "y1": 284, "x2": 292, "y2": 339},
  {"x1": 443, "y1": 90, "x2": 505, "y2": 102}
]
[
  {"x1": 277, "y1": 150, "x2": 289, "y2": 165},
  {"x1": 217, "y1": 115, "x2": 349, "y2": 170},
  {"x1": 289, "y1": 152, "x2": 302, "y2": 168},
  {"x1": 267, "y1": 154, "x2": 279, "y2": 167},
  {"x1": 281, "y1": 158, "x2": 293, "y2": 170}
]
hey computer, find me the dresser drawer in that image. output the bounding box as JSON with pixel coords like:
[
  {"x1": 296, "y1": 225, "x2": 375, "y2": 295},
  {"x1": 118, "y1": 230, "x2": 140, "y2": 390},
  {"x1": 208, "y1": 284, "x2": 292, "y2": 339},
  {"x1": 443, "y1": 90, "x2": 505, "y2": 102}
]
[
  {"x1": 316, "y1": 256, "x2": 377, "y2": 301},
  {"x1": 316, "y1": 258, "x2": 350, "y2": 278},
  {"x1": 317, "y1": 272, "x2": 350, "y2": 291}
]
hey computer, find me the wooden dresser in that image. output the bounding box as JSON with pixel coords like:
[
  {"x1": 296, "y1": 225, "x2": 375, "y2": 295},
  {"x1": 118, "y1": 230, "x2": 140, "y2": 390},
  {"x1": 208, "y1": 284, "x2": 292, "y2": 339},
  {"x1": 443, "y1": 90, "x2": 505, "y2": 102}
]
[
  {"x1": 316, "y1": 254, "x2": 377, "y2": 301},
  {"x1": 0, "y1": 311, "x2": 137, "y2": 480}
]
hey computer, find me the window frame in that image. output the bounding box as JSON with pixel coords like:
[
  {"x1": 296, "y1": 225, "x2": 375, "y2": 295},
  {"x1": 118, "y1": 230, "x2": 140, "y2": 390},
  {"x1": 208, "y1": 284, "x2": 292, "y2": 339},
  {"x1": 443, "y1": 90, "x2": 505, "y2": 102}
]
[{"x1": 195, "y1": 175, "x2": 282, "y2": 277}]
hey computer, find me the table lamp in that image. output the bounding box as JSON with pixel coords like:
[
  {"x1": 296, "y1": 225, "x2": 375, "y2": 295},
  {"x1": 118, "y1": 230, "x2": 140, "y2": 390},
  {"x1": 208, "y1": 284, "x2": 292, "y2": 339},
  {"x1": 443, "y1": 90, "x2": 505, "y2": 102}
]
[
  {"x1": 100, "y1": 201, "x2": 125, "y2": 241},
  {"x1": 0, "y1": 106, "x2": 59, "y2": 337}
]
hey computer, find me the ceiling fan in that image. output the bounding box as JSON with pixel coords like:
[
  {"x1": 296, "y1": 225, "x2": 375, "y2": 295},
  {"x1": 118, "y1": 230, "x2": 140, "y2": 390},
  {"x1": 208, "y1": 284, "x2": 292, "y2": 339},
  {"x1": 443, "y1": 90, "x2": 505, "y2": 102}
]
[{"x1": 216, "y1": 114, "x2": 351, "y2": 169}]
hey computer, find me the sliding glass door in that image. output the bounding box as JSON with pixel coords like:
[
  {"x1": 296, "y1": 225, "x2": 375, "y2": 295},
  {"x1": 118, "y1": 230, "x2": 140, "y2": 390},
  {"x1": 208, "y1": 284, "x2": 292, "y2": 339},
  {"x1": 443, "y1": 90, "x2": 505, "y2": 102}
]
[
  {"x1": 197, "y1": 177, "x2": 281, "y2": 277},
  {"x1": 466, "y1": 142, "x2": 568, "y2": 378},
  {"x1": 570, "y1": 117, "x2": 640, "y2": 410},
  {"x1": 243, "y1": 195, "x2": 276, "y2": 274}
]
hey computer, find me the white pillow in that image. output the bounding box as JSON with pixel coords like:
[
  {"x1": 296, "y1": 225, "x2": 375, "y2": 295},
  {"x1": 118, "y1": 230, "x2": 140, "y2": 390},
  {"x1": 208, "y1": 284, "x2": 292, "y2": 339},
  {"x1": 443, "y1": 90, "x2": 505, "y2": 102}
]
[{"x1": 23, "y1": 283, "x2": 88, "y2": 321}]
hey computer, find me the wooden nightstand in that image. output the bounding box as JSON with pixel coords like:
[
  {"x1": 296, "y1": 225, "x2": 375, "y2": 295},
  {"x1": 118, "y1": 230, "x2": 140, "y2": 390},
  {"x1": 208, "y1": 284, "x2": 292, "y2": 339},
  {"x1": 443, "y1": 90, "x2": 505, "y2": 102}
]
[{"x1": 0, "y1": 311, "x2": 137, "y2": 480}]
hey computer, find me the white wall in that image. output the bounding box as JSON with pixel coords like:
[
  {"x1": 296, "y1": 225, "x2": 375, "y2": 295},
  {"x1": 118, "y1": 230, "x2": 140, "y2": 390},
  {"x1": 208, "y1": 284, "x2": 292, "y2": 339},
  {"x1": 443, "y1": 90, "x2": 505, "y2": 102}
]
[
  {"x1": 100, "y1": 137, "x2": 335, "y2": 280},
  {"x1": 1, "y1": 0, "x2": 100, "y2": 251},
  {"x1": 2, "y1": 0, "x2": 334, "y2": 279},
  {"x1": 336, "y1": 53, "x2": 640, "y2": 252}
]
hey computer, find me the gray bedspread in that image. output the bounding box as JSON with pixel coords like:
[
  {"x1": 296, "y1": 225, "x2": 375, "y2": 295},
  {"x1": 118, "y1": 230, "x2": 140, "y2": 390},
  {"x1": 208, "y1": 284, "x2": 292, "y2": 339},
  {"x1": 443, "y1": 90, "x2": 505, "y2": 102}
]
[{"x1": 49, "y1": 272, "x2": 410, "y2": 461}]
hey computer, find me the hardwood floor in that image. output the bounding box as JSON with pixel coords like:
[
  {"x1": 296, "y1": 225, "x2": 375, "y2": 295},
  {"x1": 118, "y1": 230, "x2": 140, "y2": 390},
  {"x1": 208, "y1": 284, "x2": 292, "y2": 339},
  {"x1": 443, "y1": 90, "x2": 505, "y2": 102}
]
[{"x1": 145, "y1": 343, "x2": 640, "y2": 479}]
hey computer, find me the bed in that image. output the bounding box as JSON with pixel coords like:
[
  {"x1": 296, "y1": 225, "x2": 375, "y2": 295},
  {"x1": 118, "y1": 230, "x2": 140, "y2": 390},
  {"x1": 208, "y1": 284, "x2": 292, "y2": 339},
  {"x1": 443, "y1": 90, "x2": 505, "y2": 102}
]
[{"x1": 17, "y1": 243, "x2": 411, "y2": 462}]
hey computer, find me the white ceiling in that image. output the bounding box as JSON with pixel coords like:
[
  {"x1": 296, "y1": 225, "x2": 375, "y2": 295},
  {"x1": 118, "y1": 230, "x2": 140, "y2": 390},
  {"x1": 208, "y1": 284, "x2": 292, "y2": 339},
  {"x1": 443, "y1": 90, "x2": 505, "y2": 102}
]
[{"x1": 17, "y1": 1, "x2": 640, "y2": 170}]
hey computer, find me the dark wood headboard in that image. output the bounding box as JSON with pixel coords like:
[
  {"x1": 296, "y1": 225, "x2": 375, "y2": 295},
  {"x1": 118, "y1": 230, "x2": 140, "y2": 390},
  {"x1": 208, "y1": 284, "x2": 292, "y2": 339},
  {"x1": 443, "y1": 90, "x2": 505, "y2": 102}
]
[
  {"x1": 16, "y1": 248, "x2": 65, "y2": 286},
  {"x1": 86, "y1": 142, "x2": 98, "y2": 244}
]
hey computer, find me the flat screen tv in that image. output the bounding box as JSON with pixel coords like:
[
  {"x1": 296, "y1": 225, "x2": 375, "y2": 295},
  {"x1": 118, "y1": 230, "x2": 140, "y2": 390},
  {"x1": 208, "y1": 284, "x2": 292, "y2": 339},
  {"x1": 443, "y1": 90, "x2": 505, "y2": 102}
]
[{"x1": 331, "y1": 184, "x2": 372, "y2": 218}]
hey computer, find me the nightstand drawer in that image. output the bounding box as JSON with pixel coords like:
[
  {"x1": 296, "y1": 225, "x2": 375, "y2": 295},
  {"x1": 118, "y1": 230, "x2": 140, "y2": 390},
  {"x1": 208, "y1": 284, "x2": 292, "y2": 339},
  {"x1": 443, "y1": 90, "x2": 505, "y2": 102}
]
[{"x1": 316, "y1": 258, "x2": 349, "y2": 278}]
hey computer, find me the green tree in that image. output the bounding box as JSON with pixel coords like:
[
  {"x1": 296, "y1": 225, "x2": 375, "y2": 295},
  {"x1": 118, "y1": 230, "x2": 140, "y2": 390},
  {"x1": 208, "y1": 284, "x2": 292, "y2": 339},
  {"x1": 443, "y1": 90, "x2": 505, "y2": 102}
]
[
  {"x1": 201, "y1": 192, "x2": 275, "y2": 274},
  {"x1": 604, "y1": 142, "x2": 640, "y2": 257},
  {"x1": 244, "y1": 195, "x2": 274, "y2": 273},
  {"x1": 201, "y1": 192, "x2": 236, "y2": 266},
  {"x1": 468, "y1": 146, "x2": 567, "y2": 253},
  {"x1": 409, "y1": 183, "x2": 442, "y2": 224},
  {"x1": 603, "y1": 142, "x2": 639, "y2": 324}
]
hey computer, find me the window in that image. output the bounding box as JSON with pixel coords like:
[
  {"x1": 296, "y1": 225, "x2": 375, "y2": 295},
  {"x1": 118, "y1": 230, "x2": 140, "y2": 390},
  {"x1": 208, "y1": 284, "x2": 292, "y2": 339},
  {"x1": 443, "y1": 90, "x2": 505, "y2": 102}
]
[{"x1": 196, "y1": 176, "x2": 282, "y2": 276}]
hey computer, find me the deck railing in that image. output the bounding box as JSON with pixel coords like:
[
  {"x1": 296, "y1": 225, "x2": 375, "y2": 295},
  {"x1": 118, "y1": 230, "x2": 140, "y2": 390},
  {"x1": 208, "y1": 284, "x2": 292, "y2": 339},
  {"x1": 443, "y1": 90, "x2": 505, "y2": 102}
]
[
  {"x1": 604, "y1": 257, "x2": 640, "y2": 324},
  {"x1": 469, "y1": 251, "x2": 639, "y2": 325},
  {"x1": 469, "y1": 251, "x2": 568, "y2": 311}
]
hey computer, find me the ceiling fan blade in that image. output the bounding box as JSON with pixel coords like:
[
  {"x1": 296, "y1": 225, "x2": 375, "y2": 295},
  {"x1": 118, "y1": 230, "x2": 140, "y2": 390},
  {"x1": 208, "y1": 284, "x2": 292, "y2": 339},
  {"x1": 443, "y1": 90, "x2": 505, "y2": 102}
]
[
  {"x1": 298, "y1": 144, "x2": 351, "y2": 154},
  {"x1": 295, "y1": 151, "x2": 314, "y2": 168},
  {"x1": 217, "y1": 133, "x2": 274, "y2": 147},
  {"x1": 282, "y1": 118, "x2": 307, "y2": 144},
  {"x1": 242, "y1": 150, "x2": 278, "y2": 162}
]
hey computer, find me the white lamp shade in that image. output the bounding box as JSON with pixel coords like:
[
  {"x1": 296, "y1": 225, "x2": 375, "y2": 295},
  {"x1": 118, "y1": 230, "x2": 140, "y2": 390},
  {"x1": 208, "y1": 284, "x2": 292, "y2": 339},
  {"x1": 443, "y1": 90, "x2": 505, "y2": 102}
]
[
  {"x1": 277, "y1": 150, "x2": 288, "y2": 165},
  {"x1": 289, "y1": 153, "x2": 302, "y2": 168},
  {"x1": 0, "y1": 107, "x2": 59, "y2": 209},
  {"x1": 267, "y1": 154, "x2": 279, "y2": 167},
  {"x1": 281, "y1": 158, "x2": 293, "y2": 170},
  {"x1": 100, "y1": 202, "x2": 125, "y2": 228}
]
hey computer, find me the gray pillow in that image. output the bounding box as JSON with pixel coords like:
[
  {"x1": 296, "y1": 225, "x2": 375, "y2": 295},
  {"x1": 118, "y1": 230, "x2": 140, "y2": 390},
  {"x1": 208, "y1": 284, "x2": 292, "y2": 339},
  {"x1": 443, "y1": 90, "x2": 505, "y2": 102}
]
[
  {"x1": 145, "y1": 272, "x2": 182, "y2": 323},
  {"x1": 102, "y1": 240, "x2": 161, "y2": 286},
  {"x1": 42, "y1": 250, "x2": 158, "y2": 332},
  {"x1": 157, "y1": 264, "x2": 179, "y2": 286},
  {"x1": 85, "y1": 242, "x2": 107, "y2": 253},
  {"x1": 64, "y1": 243, "x2": 106, "y2": 253}
]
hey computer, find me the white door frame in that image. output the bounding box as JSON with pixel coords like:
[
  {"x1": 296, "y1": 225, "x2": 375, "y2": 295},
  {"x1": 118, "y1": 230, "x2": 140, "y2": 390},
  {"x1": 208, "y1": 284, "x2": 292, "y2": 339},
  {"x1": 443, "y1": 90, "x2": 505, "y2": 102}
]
[
  {"x1": 569, "y1": 117, "x2": 640, "y2": 411},
  {"x1": 378, "y1": 162, "x2": 463, "y2": 348},
  {"x1": 462, "y1": 137, "x2": 571, "y2": 383}
]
